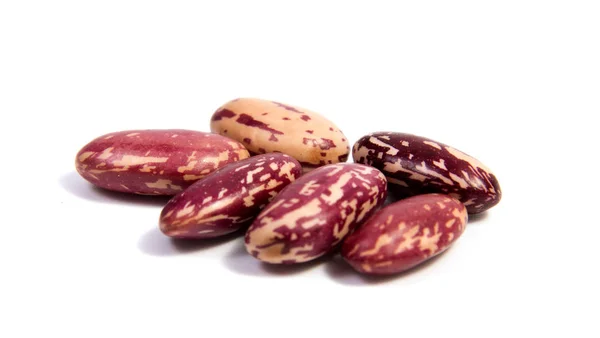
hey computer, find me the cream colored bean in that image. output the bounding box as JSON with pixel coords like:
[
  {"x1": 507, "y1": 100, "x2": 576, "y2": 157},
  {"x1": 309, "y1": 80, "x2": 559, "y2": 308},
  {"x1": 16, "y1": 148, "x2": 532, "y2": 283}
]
[{"x1": 210, "y1": 98, "x2": 349, "y2": 169}]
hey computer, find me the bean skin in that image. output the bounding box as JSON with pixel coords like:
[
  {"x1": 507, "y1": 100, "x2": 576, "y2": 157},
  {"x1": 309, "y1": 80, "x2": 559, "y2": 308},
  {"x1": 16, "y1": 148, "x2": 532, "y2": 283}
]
[
  {"x1": 160, "y1": 154, "x2": 302, "y2": 239},
  {"x1": 75, "y1": 129, "x2": 250, "y2": 195},
  {"x1": 353, "y1": 132, "x2": 501, "y2": 213},
  {"x1": 210, "y1": 98, "x2": 350, "y2": 169},
  {"x1": 245, "y1": 163, "x2": 387, "y2": 264},
  {"x1": 341, "y1": 194, "x2": 468, "y2": 275}
]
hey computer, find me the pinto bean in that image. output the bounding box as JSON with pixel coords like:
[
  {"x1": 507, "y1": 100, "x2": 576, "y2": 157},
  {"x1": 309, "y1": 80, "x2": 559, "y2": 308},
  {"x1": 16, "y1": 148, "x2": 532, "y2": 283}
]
[
  {"x1": 353, "y1": 132, "x2": 501, "y2": 213},
  {"x1": 245, "y1": 163, "x2": 387, "y2": 264},
  {"x1": 75, "y1": 129, "x2": 249, "y2": 195},
  {"x1": 210, "y1": 98, "x2": 349, "y2": 169},
  {"x1": 341, "y1": 194, "x2": 468, "y2": 275},
  {"x1": 160, "y1": 154, "x2": 302, "y2": 239}
]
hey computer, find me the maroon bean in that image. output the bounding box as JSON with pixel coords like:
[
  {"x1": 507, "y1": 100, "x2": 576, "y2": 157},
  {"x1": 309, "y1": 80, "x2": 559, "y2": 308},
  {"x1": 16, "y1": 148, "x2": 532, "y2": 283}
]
[
  {"x1": 75, "y1": 129, "x2": 249, "y2": 195},
  {"x1": 353, "y1": 132, "x2": 501, "y2": 213},
  {"x1": 341, "y1": 194, "x2": 468, "y2": 275},
  {"x1": 160, "y1": 154, "x2": 302, "y2": 239},
  {"x1": 245, "y1": 163, "x2": 387, "y2": 264}
]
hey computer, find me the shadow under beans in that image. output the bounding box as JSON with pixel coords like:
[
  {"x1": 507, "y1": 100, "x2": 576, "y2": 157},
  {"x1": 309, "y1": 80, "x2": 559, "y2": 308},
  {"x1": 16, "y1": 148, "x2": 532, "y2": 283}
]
[
  {"x1": 467, "y1": 211, "x2": 489, "y2": 224},
  {"x1": 324, "y1": 251, "x2": 449, "y2": 286},
  {"x1": 137, "y1": 227, "x2": 243, "y2": 256},
  {"x1": 383, "y1": 191, "x2": 400, "y2": 207},
  {"x1": 59, "y1": 171, "x2": 171, "y2": 207},
  {"x1": 383, "y1": 184, "x2": 412, "y2": 206},
  {"x1": 223, "y1": 240, "x2": 328, "y2": 277}
]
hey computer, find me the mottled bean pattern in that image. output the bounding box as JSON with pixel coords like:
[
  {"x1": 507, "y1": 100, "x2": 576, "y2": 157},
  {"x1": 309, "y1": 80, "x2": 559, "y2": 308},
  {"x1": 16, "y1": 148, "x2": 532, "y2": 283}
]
[
  {"x1": 210, "y1": 98, "x2": 350, "y2": 168},
  {"x1": 160, "y1": 154, "x2": 302, "y2": 239},
  {"x1": 341, "y1": 194, "x2": 468, "y2": 275},
  {"x1": 75, "y1": 129, "x2": 250, "y2": 195},
  {"x1": 353, "y1": 132, "x2": 501, "y2": 213},
  {"x1": 245, "y1": 163, "x2": 387, "y2": 264}
]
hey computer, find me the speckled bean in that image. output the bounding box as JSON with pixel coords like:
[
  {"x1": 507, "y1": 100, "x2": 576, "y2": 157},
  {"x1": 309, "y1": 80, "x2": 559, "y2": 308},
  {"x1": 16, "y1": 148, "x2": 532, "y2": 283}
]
[
  {"x1": 75, "y1": 129, "x2": 250, "y2": 195},
  {"x1": 210, "y1": 98, "x2": 350, "y2": 169},
  {"x1": 159, "y1": 154, "x2": 302, "y2": 239},
  {"x1": 245, "y1": 163, "x2": 387, "y2": 264},
  {"x1": 353, "y1": 132, "x2": 501, "y2": 213},
  {"x1": 341, "y1": 194, "x2": 468, "y2": 275}
]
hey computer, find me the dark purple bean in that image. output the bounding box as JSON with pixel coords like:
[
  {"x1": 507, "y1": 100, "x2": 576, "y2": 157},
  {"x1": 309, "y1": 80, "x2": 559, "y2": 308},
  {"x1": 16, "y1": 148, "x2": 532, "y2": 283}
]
[{"x1": 353, "y1": 132, "x2": 501, "y2": 213}]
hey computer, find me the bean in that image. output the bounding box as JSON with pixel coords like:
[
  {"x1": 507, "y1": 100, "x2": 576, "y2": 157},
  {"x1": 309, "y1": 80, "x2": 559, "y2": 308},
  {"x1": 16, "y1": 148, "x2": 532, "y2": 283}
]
[
  {"x1": 353, "y1": 132, "x2": 501, "y2": 213},
  {"x1": 75, "y1": 129, "x2": 249, "y2": 195},
  {"x1": 245, "y1": 163, "x2": 387, "y2": 264},
  {"x1": 210, "y1": 98, "x2": 349, "y2": 169},
  {"x1": 341, "y1": 194, "x2": 468, "y2": 275},
  {"x1": 160, "y1": 153, "x2": 302, "y2": 239}
]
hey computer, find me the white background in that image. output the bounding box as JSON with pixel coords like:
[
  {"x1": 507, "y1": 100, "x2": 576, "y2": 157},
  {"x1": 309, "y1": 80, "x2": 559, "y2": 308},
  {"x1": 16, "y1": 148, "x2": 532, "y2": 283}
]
[{"x1": 1, "y1": 1, "x2": 598, "y2": 337}]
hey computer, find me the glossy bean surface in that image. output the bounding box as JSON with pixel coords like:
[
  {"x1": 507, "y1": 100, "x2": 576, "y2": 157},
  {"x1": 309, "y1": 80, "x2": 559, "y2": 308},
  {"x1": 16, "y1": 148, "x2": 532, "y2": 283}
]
[
  {"x1": 245, "y1": 163, "x2": 387, "y2": 264},
  {"x1": 75, "y1": 129, "x2": 249, "y2": 195},
  {"x1": 210, "y1": 98, "x2": 349, "y2": 169},
  {"x1": 341, "y1": 194, "x2": 468, "y2": 275},
  {"x1": 353, "y1": 132, "x2": 501, "y2": 213},
  {"x1": 160, "y1": 154, "x2": 302, "y2": 238}
]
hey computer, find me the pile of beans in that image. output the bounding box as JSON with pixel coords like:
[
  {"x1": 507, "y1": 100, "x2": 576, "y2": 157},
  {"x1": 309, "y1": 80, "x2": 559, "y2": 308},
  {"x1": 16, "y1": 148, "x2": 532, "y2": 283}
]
[{"x1": 75, "y1": 98, "x2": 502, "y2": 276}]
